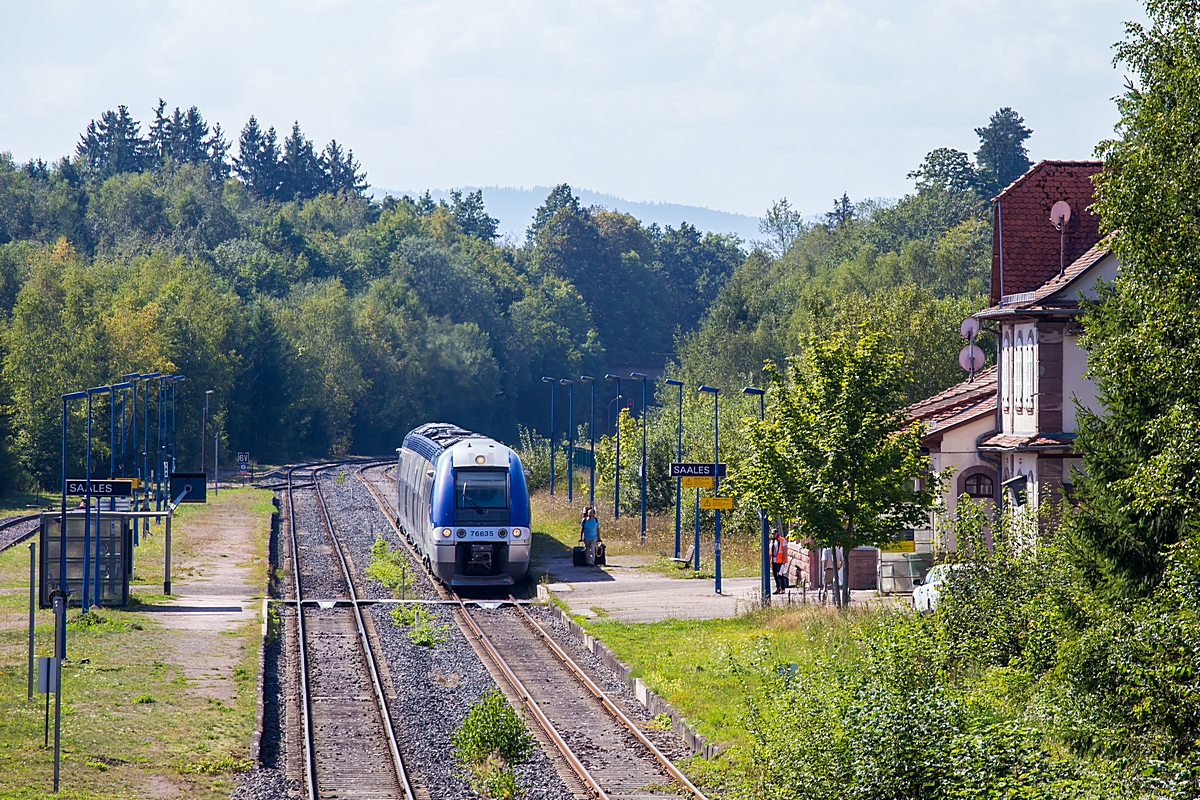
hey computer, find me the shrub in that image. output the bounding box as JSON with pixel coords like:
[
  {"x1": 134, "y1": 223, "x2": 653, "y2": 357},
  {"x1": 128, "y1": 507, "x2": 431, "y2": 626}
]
[{"x1": 453, "y1": 688, "x2": 534, "y2": 797}]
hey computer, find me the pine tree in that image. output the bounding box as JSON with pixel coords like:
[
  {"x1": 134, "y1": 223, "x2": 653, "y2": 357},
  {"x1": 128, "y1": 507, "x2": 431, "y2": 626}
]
[
  {"x1": 278, "y1": 122, "x2": 326, "y2": 201},
  {"x1": 1073, "y1": 3, "x2": 1200, "y2": 599},
  {"x1": 321, "y1": 140, "x2": 367, "y2": 195},
  {"x1": 234, "y1": 116, "x2": 281, "y2": 200},
  {"x1": 75, "y1": 105, "x2": 145, "y2": 178},
  {"x1": 450, "y1": 189, "x2": 499, "y2": 240},
  {"x1": 974, "y1": 107, "x2": 1033, "y2": 197}
]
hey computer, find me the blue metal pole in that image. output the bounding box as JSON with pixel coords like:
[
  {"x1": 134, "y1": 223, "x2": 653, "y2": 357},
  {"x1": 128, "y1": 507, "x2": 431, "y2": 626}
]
[
  {"x1": 566, "y1": 382, "x2": 573, "y2": 503},
  {"x1": 581, "y1": 376, "x2": 595, "y2": 506},
  {"x1": 542, "y1": 377, "x2": 555, "y2": 496},
  {"x1": 606, "y1": 375, "x2": 622, "y2": 519},
  {"x1": 714, "y1": 391, "x2": 721, "y2": 595},
  {"x1": 59, "y1": 397, "x2": 68, "y2": 596},
  {"x1": 667, "y1": 379, "x2": 683, "y2": 559},
  {"x1": 700, "y1": 386, "x2": 721, "y2": 594},
  {"x1": 157, "y1": 378, "x2": 164, "y2": 513},
  {"x1": 83, "y1": 392, "x2": 92, "y2": 609},
  {"x1": 171, "y1": 379, "x2": 178, "y2": 473},
  {"x1": 638, "y1": 377, "x2": 647, "y2": 541}
]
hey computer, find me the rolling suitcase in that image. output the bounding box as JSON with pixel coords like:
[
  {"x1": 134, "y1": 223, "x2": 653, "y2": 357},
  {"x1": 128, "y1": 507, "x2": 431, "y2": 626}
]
[
  {"x1": 595, "y1": 541, "x2": 606, "y2": 566},
  {"x1": 573, "y1": 540, "x2": 587, "y2": 566}
]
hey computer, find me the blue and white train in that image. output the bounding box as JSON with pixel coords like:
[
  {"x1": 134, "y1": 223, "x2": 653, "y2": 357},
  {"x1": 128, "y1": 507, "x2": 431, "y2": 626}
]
[{"x1": 396, "y1": 423, "x2": 531, "y2": 587}]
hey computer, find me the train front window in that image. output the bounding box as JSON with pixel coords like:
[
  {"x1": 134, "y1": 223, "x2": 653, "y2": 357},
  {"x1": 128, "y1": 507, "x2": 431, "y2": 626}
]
[{"x1": 455, "y1": 470, "x2": 508, "y2": 509}]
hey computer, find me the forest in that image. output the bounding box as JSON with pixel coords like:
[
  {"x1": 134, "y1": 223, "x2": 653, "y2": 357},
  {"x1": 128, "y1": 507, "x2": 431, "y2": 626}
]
[{"x1": 0, "y1": 101, "x2": 1023, "y2": 495}]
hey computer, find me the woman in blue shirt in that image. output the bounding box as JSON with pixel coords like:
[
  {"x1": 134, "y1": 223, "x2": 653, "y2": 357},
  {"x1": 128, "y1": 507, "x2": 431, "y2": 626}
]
[{"x1": 580, "y1": 507, "x2": 600, "y2": 566}]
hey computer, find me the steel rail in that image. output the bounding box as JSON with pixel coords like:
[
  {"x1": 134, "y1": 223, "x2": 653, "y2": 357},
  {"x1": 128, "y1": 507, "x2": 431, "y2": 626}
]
[
  {"x1": 354, "y1": 465, "x2": 607, "y2": 797},
  {"x1": 311, "y1": 460, "x2": 416, "y2": 800},
  {"x1": 285, "y1": 465, "x2": 318, "y2": 800},
  {"x1": 356, "y1": 463, "x2": 704, "y2": 799},
  {"x1": 507, "y1": 598, "x2": 710, "y2": 800},
  {"x1": 455, "y1": 600, "x2": 610, "y2": 799}
]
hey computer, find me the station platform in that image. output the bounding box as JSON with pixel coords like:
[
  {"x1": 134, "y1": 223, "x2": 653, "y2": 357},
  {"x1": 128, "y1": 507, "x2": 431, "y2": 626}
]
[{"x1": 534, "y1": 552, "x2": 890, "y2": 623}]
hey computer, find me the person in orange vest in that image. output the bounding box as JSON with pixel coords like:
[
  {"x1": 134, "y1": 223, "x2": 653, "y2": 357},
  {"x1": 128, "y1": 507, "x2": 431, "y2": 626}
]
[{"x1": 770, "y1": 529, "x2": 789, "y2": 594}]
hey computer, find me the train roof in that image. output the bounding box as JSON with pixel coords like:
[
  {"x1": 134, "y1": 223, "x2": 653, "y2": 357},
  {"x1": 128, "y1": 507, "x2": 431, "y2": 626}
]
[{"x1": 403, "y1": 423, "x2": 492, "y2": 463}]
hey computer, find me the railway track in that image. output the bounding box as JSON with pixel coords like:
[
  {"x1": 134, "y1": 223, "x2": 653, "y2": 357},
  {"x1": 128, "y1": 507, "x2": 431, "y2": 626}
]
[
  {"x1": 357, "y1": 463, "x2": 709, "y2": 800},
  {"x1": 286, "y1": 462, "x2": 415, "y2": 800}
]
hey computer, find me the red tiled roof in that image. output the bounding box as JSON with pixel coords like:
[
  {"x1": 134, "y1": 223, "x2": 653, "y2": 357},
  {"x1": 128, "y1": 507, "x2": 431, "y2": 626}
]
[
  {"x1": 990, "y1": 160, "x2": 1105, "y2": 305},
  {"x1": 978, "y1": 432, "x2": 1077, "y2": 451},
  {"x1": 907, "y1": 366, "x2": 997, "y2": 436},
  {"x1": 978, "y1": 236, "x2": 1113, "y2": 319}
]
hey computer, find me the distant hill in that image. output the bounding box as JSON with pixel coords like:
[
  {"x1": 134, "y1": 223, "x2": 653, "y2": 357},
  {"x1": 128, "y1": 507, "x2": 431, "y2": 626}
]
[{"x1": 371, "y1": 185, "x2": 762, "y2": 242}]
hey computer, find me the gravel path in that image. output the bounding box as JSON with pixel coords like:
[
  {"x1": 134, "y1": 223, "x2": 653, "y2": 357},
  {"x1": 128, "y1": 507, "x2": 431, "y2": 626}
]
[{"x1": 232, "y1": 768, "x2": 300, "y2": 800}]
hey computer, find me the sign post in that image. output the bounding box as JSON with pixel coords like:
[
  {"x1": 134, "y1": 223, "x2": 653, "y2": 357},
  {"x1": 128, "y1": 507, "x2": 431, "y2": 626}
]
[
  {"x1": 238, "y1": 452, "x2": 249, "y2": 487},
  {"x1": 27, "y1": 542, "x2": 35, "y2": 701}
]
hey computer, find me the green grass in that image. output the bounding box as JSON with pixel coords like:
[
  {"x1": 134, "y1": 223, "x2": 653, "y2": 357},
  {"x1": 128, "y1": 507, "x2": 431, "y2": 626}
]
[
  {"x1": 530, "y1": 488, "x2": 762, "y2": 577},
  {"x1": 582, "y1": 605, "x2": 870, "y2": 747},
  {"x1": 0, "y1": 487, "x2": 273, "y2": 798}
]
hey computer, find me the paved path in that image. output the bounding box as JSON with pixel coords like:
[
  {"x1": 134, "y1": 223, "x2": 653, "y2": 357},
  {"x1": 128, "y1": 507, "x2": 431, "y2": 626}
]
[
  {"x1": 536, "y1": 552, "x2": 899, "y2": 623},
  {"x1": 141, "y1": 494, "x2": 263, "y2": 702}
]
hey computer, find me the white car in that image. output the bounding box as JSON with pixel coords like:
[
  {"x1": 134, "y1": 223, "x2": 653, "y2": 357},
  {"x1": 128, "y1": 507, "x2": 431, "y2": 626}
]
[{"x1": 911, "y1": 564, "x2": 966, "y2": 612}]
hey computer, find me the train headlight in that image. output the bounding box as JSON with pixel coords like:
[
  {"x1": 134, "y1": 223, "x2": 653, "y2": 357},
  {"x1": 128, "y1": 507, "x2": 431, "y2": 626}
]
[
  {"x1": 511, "y1": 528, "x2": 523, "y2": 538},
  {"x1": 475, "y1": 455, "x2": 486, "y2": 464},
  {"x1": 440, "y1": 528, "x2": 452, "y2": 538},
  {"x1": 456, "y1": 528, "x2": 467, "y2": 538},
  {"x1": 497, "y1": 528, "x2": 508, "y2": 538}
]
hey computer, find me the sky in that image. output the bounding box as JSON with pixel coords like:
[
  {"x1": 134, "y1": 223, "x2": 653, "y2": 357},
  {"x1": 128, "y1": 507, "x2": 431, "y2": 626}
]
[{"x1": 0, "y1": 1, "x2": 1145, "y2": 226}]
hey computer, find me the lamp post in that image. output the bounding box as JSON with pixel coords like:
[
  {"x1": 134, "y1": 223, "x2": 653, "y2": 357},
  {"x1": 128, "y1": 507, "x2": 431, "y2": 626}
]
[
  {"x1": 169, "y1": 376, "x2": 184, "y2": 474},
  {"x1": 121, "y1": 374, "x2": 139, "y2": 543},
  {"x1": 605, "y1": 375, "x2": 622, "y2": 519},
  {"x1": 541, "y1": 377, "x2": 556, "y2": 495},
  {"x1": 202, "y1": 389, "x2": 213, "y2": 478},
  {"x1": 60, "y1": 392, "x2": 87, "y2": 607},
  {"x1": 560, "y1": 379, "x2": 574, "y2": 503},
  {"x1": 666, "y1": 379, "x2": 684, "y2": 558},
  {"x1": 629, "y1": 373, "x2": 648, "y2": 542},
  {"x1": 743, "y1": 386, "x2": 770, "y2": 605},
  {"x1": 580, "y1": 376, "x2": 596, "y2": 506},
  {"x1": 699, "y1": 386, "x2": 721, "y2": 594},
  {"x1": 141, "y1": 372, "x2": 160, "y2": 516}
]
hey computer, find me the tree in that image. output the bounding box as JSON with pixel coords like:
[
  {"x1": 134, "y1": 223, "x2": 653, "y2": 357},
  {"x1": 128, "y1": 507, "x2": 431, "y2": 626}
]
[
  {"x1": 908, "y1": 147, "x2": 977, "y2": 195},
  {"x1": 974, "y1": 107, "x2": 1033, "y2": 197},
  {"x1": 321, "y1": 140, "x2": 367, "y2": 195},
  {"x1": 736, "y1": 329, "x2": 937, "y2": 608},
  {"x1": 234, "y1": 117, "x2": 281, "y2": 200},
  {"x1": 825, "y1": 193, "x2": 855, "y2": 229},
  {"x1": 450, "y1": 189, "x2": 499, "y2": 240},
  {"x1": 278, "y1": 122, "x2": 326, "y2": 201},
  {"x1": 1073, "y1": 1, "x2": 1200, "y2": 599},
  {"x1": 759, "y1": 198, "x2": 806, "y2": 256},
  {"x1": 76, "y1": 106, "x2": 145, "y2": 179}
]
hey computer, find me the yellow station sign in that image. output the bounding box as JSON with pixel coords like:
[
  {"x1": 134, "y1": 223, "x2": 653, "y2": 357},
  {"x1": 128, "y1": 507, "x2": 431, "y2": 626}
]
[
  {"x1": 699, "y1": 496, "x2": 734, "y2": 510},
  {"x1": 681, "y1": 476, "x2": 714, "y2": 489},
  {"x1": 879, "y1": 540, "x2": 916, "y2": 553}
]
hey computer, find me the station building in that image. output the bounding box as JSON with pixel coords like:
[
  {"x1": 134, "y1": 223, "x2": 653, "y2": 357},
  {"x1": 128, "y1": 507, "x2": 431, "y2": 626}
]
[{"x1": 909, "y1": 159, "x2": 1117, "y2": 556}]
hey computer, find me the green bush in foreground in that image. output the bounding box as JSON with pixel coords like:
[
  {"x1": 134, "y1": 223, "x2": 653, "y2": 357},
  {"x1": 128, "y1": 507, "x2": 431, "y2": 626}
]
[
  {"x1": 367, "y1": 537, "x2": 413, "y2": 598},
  {"x1": 453, "y1": 689, "x2": 534, "y2": 799},
  {"x1": 693, "y1": 501, "x2": 1200, "y2": 800}
]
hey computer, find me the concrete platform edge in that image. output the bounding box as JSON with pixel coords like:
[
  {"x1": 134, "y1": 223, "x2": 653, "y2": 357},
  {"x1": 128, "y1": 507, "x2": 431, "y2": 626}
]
[{"x1": 545, "y1": 603, "x2": 721, "y2": 760}]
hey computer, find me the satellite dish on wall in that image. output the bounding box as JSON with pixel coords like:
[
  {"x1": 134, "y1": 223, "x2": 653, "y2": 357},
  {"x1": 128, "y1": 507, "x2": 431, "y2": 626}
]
[
  {"x1": 1050, "y1": 201, "x2": 1071, "y2": 228},
  {"x1": 958, "y1": 344, "x2": 986, "y2": 378},
  {"x1": 959, "y1": 317, "x2": 979, "y2": 340}
]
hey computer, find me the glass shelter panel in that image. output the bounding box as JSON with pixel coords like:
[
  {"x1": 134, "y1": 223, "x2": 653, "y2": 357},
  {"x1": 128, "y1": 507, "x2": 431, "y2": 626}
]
[{"x1": 40, "y1": 513, "x2": 131, "y2": 608}]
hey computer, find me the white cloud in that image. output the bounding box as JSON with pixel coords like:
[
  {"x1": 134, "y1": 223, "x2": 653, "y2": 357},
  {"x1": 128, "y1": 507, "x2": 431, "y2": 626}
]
[{"x1": 0, "y1": 0, "x2": 1143, "y2": 219}]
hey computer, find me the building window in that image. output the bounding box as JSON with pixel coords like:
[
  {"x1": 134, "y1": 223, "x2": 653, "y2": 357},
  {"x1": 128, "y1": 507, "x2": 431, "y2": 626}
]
[
  {"x1": 1025, "y1": 331, "x2": 1036, "y2": 411},
  {"x1": 1002, "y1": 335, "x2": 1010, "y2": 411},
  {"x1": 1015, "y1": 333, "x2": 1024, "y2": 414},
  {"x1": 964, "y1": 472, "x2": 994, "y2": 498}
]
